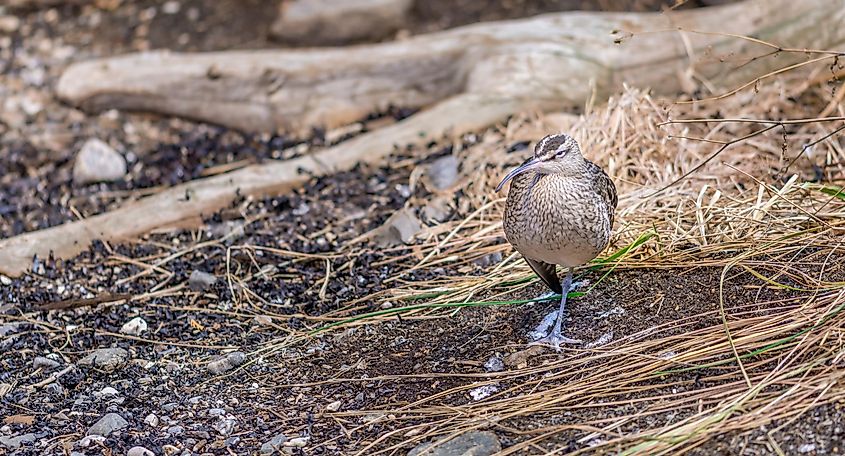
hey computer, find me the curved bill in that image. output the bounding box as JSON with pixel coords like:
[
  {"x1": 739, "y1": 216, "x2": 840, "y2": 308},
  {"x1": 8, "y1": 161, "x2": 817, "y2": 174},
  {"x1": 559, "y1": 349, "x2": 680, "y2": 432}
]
[{"x1": 495, "y1": 157, "x2": 541, "y2": 192}]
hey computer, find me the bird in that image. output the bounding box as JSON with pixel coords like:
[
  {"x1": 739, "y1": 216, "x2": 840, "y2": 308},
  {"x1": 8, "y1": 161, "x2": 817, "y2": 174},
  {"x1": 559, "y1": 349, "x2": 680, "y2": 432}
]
[{"x1": 496, "y1": 133, "x2": 617, "y2": 348}]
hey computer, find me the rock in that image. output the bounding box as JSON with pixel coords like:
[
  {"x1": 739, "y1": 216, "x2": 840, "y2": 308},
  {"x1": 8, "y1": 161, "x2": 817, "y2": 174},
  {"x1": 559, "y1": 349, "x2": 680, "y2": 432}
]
[
  {"x1": 285, "y1": 436, "x2": 309, "y2": 448},
  {"x1": 0, "y1": 323, "x2": 20, "y2": 337},
  {"x1": 72, "y1": 138, "x2": 127, "y2": 185},
  {"x1": 144, "y1": 413, "x2": 159, "y2": 427},
  {"x1": 260, "y1": 433, "x2": 288, "y2": 455},
  {"x1": 188, "y1": 270, "x2": 217, "y2": 291},
  {"x1": 473, "y1": 252, "x2": 503, "y2": 268},
  {"x1": 271, "y1": 0, "x2": 412, "y2": 45},
  {"x1": 0, "y1": 433, "x2": 35, "y2": 449},
  {"x1": 120, "y1": 317, "x2": 148, "y2": 336},
  {"x1": 373, "y1": 208, "x2": 422, "y2": 247},
  {"x1": 96, "y1": 386, "x2": 119, "y2": 397},
  {"x1": 0, "y1": 15, "x2": 21, "y2": 34},
  {"x1": 87, "y1": 413, "x2": 128, "y2": 436},
  {"x1": 128, "y1": 446, "x2": 155, "y2": 456},
  {"x1": 77, "y1": 435, "x2": 106, "y2": 448},
  {"x1": 483, "y1": 356, "x2": 504, "y2": 372},
  {"x1": 253, "y1": 315, "x2": 273, "y2": 325},
  {"x1": 421, "y1": 196, "x2": 452, "y2": 223},
  {"x1": 426, "y1": 155, "x2": 460, "y2": 190},
  {"x1": 408, "y1": 431, "x2": 501, "y2": 456},
  {"x1": 504, "y1": 346, "x2": 545, "y2": 369},
  {"x1": 213, "y1": 415, "x2": 237, "y2": 436},
  {"x1": 0, "y1": 274, "x2": 11, "y2": 285},
  {"x1": 325, "y1": 400, "x2": 342, "y2": 412},
  {"x1": 167, "y1": 425, "x2": 183, "y2": 435},
  {"x1": 207, "y1": 351, "x2": 245, "y2": 375},
  {"x1": 468, "y1": 384, "x2": 499, "y2": 401},
  {"x1": 77, "y1": 348, "x2": 128, "y2": 373},
  {"x1": 798, "y1": 443, "x2": 817, "y2": 453},
  {"x1": 32, "y1": 356, "x2": 61, "y2": 371}
]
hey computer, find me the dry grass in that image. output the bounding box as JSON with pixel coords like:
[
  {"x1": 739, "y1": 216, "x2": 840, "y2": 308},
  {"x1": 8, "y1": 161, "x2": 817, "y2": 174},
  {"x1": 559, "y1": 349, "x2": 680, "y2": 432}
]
[{"x1": 281, "y1": 57, "x2": 845, "y2": 453}]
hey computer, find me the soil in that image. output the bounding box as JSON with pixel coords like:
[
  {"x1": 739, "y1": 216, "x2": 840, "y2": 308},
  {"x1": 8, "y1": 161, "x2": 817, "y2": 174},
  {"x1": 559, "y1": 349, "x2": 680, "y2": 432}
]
[{"x1": 1, "y1": 1, "x2": 835, "y2": 456}]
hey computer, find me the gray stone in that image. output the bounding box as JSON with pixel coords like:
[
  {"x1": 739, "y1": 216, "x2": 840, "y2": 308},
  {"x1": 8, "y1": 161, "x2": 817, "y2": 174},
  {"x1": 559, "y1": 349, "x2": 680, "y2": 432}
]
[
  {"x1": 32, "y1": 356, "x2": 61, "y2": 370},
  {"x1": 214, "y1": 415, "x2": 237, "y2": 436},
  {"x1": 167, "y1": 425, "x2": 183, "y2": 435},
  {"x1": 87, "y1": 413, "x2": 128, "y2": 436},
  {"x1": 0, "y1": 433, "x2": 35, "y2": 449},
  {"x1": 408, "y1": 431, "x2": 501, "y2": 456},
  {"x1": 207, "y1": 351, "x2": 245, "y2": 375},
  {"x1": 72, "y1": 138, "x2": 127, "y2": 184},
  {"x1": 128, "y1": 446, "x2": 155, "y2": 456},
  {"x1": 483, "y1": 356, "x2": 504, "y2": 372},
  {"x1": 120, "y1": 317, "x2": 148, "y2": 336},
  {"x1": 188, "y1": 270, "x2": 217, "y2": 291},
  {"x1": 77, "y1": 348, "x2": 128, "y2": 373},
  {"x1": 260, "y1": 433, "x2": 288, "y2": 455},
  {"x1": 0, "y1": 323, "x2": 20, "y2": 337},
  {"x1": 427, "y1": 155, "x2": 460, "y2": 190},
  {"x1": 144, "y1": 413, "x2": 159, "y2": 427},
  {"x1": 374, "y1": 208, "x2": 422, "y2": 247}
]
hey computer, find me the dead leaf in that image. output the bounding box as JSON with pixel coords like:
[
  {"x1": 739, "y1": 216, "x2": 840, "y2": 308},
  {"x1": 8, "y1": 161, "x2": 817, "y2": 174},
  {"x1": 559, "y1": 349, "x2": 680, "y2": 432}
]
[{"x1": 4, "y1": 414, "x2": 35, "y2": 425}]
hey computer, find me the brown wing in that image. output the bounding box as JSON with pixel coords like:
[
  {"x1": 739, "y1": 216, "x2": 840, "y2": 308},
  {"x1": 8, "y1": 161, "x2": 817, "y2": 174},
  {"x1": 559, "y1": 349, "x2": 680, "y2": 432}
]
[
  {"x1": 587, "y1": 161, "x2": 618, "y2": 227},
  {"x1": 524, "y1": 257, "x2": 562, "y2": 294}
]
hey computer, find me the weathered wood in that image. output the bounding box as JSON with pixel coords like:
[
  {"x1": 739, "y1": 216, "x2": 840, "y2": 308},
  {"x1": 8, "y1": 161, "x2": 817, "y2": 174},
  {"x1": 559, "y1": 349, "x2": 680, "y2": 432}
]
[
  {"x1": 271, "y1": 0, "x2": 413, "y2": 45},
  {"x1": 56, "y1": 0, "x2": 845, "y2": 135}
]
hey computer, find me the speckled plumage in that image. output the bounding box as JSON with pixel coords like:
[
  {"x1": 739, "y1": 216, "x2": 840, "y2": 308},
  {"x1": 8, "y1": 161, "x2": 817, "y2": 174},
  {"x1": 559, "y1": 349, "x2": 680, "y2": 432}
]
[
  {"x1": 503, "y1": 135, "x2": 616, "y2": 289},
  {"x1": 498, "y1": 133, "x2": 616, "y2": 346}
]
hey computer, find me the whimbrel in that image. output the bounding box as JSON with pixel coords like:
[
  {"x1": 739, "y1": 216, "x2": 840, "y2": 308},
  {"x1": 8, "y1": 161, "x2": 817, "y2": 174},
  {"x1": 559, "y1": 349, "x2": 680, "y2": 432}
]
[{"x1": 497, "y1": 133, "x2": 617, "y2": 348}]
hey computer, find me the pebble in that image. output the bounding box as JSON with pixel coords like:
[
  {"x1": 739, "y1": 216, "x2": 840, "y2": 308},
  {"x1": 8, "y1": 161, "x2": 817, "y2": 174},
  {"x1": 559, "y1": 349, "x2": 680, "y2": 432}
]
[
  {"x1": 483, "y1": 356, "x2": 504, "y2": 372},
  {"x1": 32, "y1": 356, "x2": 62, "y2": 370},
  {"x1": 77, "y1": 435, "x2": 106, "y2": 448},
  {"x1": 285, "y1": 436, "x2": 309, "y2": 448},
  {"x1": 127, "y1": 446, "x2": 155, "y2": 456},
  {"x1": 72, "y1": 138, "x2": 127, "y2": 184},
  {"x1": 213, "y1": 415, "x2": 237, "y2": 436},
  {"x1": 207, "y1": 351, "x2": 245, "y2": 375},
  {"x1": 87, "y1": 413, "x2": 128, "y2": 436},
  {"x1": 473, "y1": 252, "x2": 503, "y2": 268},
  {"x1": 0, "y1": 274, "x2": 11, "y2": 285},
  {"x1": 120, "y1": 317, "x2": 148, "y2": 336},
  {"x1": 144, "y1": 413, "x2": 159, "y2": 427},
  {"x1": 427, "y1": 155, "x2": 460, "y2": 190},
  {"x1": 260, "y1": 433, "x2": 288, "y2": 455},
  {"x1": 77, "y1": 348, "x2": 129, "y2": 373},
  {"x1": 0, "y1": 15, "x2": 21, "y2": 33},
  {"x1": 0, "y1": 433, "x2": 35, "y2": 449},
  {"x1": 188, "y1": 270, "x2": 217, "y2": 291},
  {"x1": 408, "y1": 431, "x2": 501, "y2": 456},
  {"x1": 253, "y1": 315, "x2": 273, "y2": 325},
  {"x1": 325, "y1": 400, "x2": 342, "y2": 412},
  {"x1": 96, "y1": 386, "x2": 119, "y2": 397},
  {"x1": 374, "y1": 208, "x2": 422, "y2": 247},
  {"x1": 167, "y1": 425, "x2": 183, "y2": 435}
]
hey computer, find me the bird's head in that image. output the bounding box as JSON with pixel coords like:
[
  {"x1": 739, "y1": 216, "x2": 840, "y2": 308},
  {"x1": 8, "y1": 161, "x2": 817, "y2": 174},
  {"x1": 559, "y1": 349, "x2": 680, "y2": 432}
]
[{"x1": 495, "y1": 133, "x2": 582, "y2": 192}]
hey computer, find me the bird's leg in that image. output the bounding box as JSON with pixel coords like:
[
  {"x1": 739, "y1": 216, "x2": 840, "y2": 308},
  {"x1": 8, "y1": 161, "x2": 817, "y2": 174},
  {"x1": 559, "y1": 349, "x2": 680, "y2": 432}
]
[{"x1": 532, "y1": 267, "x2": 581, "y2": 349}]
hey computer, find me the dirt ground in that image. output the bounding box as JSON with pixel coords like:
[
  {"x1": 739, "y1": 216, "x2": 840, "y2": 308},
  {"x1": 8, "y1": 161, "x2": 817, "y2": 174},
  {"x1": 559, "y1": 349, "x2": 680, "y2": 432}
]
[{"x1": 5, "y1": 1, "x2": 842, "y2": 455}]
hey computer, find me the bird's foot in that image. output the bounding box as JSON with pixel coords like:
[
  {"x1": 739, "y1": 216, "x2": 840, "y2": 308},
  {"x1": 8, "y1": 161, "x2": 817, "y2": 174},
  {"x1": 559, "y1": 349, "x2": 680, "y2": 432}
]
[
  {"x1": 527, "y1": 310, "x2": 581, "y2": 350},
  {"x1": 530, "y1": 331, "x2": 582, "y2": 350}
]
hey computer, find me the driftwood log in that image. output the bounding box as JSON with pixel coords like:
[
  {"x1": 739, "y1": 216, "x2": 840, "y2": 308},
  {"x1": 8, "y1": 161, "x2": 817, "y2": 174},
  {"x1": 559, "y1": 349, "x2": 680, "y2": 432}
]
[
  {"x1": 271, "y1": 0, "x2": 413, "y2": 45},
  {"x1": 1, "y1": 0, "x2": 844, "y2": 277}
]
